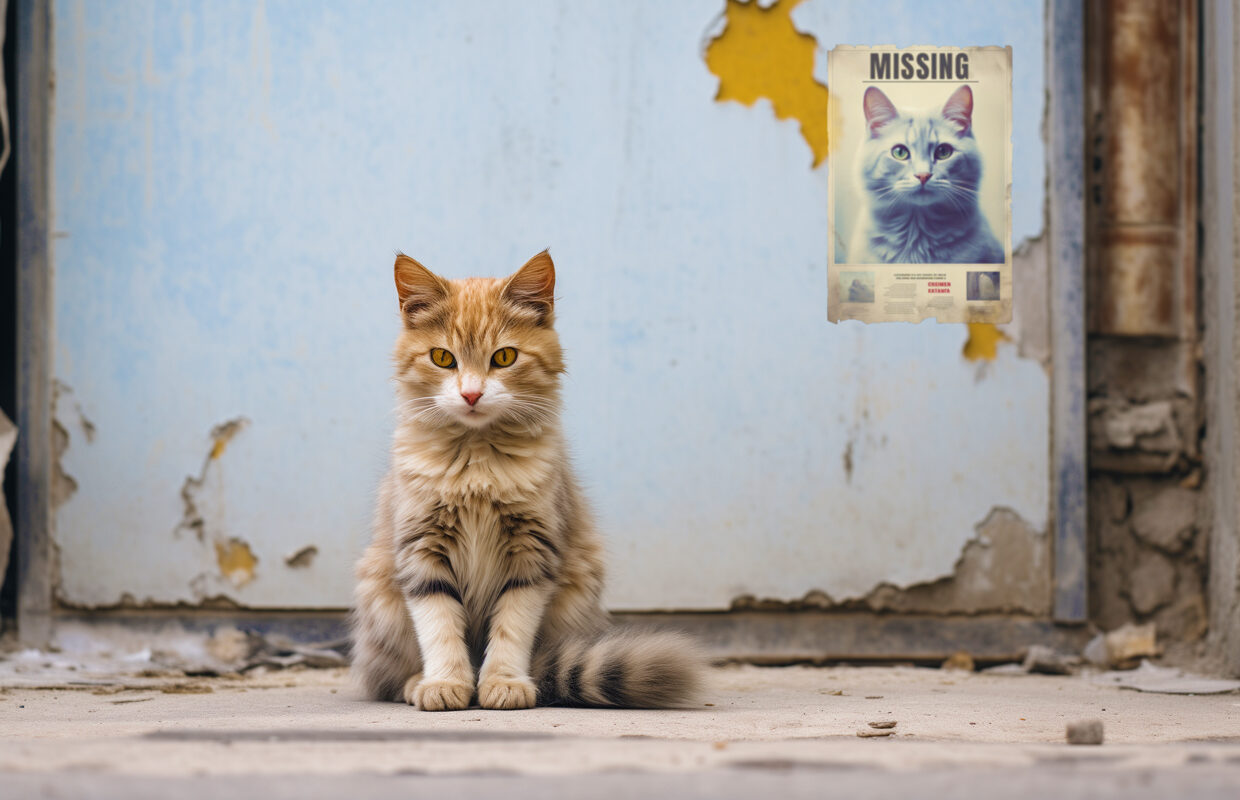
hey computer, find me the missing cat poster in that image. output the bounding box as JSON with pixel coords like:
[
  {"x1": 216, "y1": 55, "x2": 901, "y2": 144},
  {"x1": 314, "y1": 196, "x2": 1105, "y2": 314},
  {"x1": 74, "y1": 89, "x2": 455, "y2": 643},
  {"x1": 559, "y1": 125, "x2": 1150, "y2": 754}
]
[{"x1": 827, "y1": 45, "x2": 1012, "y2": 324}]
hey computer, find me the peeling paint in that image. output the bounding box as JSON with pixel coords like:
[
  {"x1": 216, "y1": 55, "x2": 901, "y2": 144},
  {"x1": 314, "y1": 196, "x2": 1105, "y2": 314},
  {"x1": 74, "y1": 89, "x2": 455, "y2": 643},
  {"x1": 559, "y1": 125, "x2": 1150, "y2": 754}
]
[
  {"x1": 860, "y1": 508, "x2": 1050, "y2": 615},
  {"x1": 1010, "y1": 233, "x2": 1050, "y2": 366},
  {"x1": 53, "y1": 380, "x2": 98, "y2": 444},
  {"x1": 50, "y1": 382, "x2": 86, "y2": 509},
  {"x1": 284, "y1": 545, "x2": 318, "y2": 569},
  {"x1": 704, "y1": 0, "x2": 830, "y2": 166},
  {"x1": 175, "y1": 417, "x2": 255, "y2": 598},
  {"x1": 962, "y1": 323, "x2": 1009, "y2": 362},
  {"x1": 729, "y1": 508, "x2": 1051, "y2": 616},
  {"x1": 214, "y1": 538, "x2": 258, "y2": 587},
  {"x1": 209, "y1": 418, "x2": 247, "y2": 460},
  {"x1": 51, "y1": 420, "x2": 79, "y2": 508},
  {"x1": 177, "y1": 417, "x2": 250, "y2": 541}
]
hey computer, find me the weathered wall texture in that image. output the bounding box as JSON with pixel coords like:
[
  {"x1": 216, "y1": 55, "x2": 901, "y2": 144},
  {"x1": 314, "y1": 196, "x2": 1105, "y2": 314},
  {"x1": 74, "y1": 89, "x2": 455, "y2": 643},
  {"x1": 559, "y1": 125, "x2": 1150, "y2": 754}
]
[
  {"x1": 49, "y1": 0, "x2": 1053, "y2": 614},
  {"x1": 1085, "y1": 0, "x2": 1207, "y2": 653}
]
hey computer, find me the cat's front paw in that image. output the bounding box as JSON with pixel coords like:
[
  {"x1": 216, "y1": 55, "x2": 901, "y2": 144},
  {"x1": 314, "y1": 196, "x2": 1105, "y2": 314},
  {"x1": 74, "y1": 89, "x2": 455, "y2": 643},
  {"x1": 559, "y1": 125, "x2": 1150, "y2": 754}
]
[
  {"x1": 400, "y1": 673, "x2": 424, "y2": 706},
  {"x1": 478, "y1": 675, "x2": 537, "y2": 710},
  {"x1": 411, "y1": 676, "x2": 473, "y2": 711}
]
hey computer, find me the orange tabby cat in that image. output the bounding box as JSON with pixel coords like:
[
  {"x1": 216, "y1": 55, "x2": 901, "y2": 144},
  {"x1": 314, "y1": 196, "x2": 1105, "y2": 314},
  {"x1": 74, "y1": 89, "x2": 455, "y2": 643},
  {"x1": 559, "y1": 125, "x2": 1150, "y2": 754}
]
[{"x1": 350, "y1": 250, "x2": 702, "y2": 710}]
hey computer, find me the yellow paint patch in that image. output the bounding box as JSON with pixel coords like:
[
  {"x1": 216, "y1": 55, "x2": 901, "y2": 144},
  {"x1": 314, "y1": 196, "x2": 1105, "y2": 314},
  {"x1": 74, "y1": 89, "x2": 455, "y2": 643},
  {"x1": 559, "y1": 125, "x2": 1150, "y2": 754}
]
[
  {"x1": 705, "y1": 0, "x2": 830, "y2": 166},
  {"x1": 962, "y1": 323, "x2": 1008, "y2": 361},
  {"x1": 215, "y1": 538, "x2": 258, "y2": 587}
]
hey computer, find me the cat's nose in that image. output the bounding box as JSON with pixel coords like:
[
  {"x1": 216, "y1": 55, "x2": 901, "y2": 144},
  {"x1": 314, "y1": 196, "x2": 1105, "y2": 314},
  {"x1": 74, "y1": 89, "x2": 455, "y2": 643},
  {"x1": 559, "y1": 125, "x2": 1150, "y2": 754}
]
[
  {"x1": 461, "y1": 391, "x2": 483, "y2": 407},
  {"x1": 915, "y1": 172, "x2": 931, "y2": 185}
]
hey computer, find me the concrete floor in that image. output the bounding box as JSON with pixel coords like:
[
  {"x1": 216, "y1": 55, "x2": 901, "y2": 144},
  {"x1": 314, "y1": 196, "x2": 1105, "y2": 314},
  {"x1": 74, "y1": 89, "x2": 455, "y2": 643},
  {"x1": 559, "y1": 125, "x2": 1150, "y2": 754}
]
[{"x1": 2, "y1": 664, "x2": 1239, "y2": 798}]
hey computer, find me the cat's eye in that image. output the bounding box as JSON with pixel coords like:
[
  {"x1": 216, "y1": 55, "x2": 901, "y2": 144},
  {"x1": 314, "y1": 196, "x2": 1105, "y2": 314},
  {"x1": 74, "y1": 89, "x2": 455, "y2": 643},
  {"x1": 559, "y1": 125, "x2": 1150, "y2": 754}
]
[
  {"x1": 934, "y1": 143, "x2": 954, "y2": 160},
  {"x1": 430, "y1": 348, "x2": 457, "y2": 369},
  {"x1": 890, "y1": 144, "x2": 910, "y2": 160},
  {"x1": 491, "y1": 347, "x2": 518, "y2": 368}
]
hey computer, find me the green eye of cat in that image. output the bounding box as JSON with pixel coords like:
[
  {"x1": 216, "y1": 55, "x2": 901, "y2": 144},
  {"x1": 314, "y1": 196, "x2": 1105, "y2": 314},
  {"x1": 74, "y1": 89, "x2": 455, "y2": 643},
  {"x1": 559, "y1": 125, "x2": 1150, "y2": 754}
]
[
  {"x1": 430, "y1": 348, "x2": 456, "y2": 368},
  {"x1": 491, "y1": 347, "x2": 518, "y2": 368},
  {"x1": 890, "y1": 144, "x2": 910, "y2": 160},
  {"x1": 934, "y1": 143, "x2": 954, "y2": 160}
]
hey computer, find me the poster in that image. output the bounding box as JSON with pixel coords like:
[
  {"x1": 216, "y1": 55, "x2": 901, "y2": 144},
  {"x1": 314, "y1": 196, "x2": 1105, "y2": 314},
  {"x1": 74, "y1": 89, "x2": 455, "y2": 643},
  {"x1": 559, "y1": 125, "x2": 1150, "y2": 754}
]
[{"x1": 828, "y1": 46, "x2": 1013, "y2": 324}]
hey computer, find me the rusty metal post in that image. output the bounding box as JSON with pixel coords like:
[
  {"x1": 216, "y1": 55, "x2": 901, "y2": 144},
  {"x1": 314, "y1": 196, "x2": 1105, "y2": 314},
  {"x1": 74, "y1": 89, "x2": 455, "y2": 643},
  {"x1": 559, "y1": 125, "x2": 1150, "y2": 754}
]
[{"x1": 1087, "y1": 0, "x2": 1197, "y2": 340}]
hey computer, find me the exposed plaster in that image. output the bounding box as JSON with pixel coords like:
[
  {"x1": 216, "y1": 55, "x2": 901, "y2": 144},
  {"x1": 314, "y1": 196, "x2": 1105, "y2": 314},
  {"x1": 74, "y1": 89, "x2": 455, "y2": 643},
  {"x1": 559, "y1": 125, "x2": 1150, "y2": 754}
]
[
  {"x1": 962, "y1": 233, "x2": 1050, "y2": 366},
  {"x1": 731, "y1": 507, "x2": 1051, "y2": 616},
  {"x1": 50, "y1": 420, "x2": 77, "y2": 509},
  {"x1": 284, "y1": 545, "x2": 318, "y2": 569},
  {"x1": 56, "y1": 592, "x2": 246, "y2": 613},
  {"x1": 704, "y1": 0, "x2": 830, "y2": 167},
  {"x1": 49, "y1": 381, "x2": 90, "y2": 509},
  {"x1": 1009, "y1": 233, "x2": 1051, "y2": 366}
]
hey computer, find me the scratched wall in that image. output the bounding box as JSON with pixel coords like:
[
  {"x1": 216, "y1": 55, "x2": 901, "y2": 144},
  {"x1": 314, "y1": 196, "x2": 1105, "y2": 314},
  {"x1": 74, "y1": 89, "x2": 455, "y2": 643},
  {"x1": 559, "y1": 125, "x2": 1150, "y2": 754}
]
[{"x1": 51, "y1": 0, "x2": 1048, "y2": 610}]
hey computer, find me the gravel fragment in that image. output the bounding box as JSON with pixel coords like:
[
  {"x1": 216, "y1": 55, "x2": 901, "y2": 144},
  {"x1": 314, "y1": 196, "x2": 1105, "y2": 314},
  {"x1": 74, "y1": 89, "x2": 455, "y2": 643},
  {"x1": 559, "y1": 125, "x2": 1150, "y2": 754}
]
[{"x1": 1066, "y1": 719, "x2": 1104, "y2": 745}]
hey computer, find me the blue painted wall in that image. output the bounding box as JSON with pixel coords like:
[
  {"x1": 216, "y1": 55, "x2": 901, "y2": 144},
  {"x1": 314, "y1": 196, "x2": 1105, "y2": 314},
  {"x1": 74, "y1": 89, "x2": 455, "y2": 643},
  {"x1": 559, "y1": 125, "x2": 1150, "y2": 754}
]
[{"x1": 51, "y1": 0, "x2": 1049, "y2": 609}]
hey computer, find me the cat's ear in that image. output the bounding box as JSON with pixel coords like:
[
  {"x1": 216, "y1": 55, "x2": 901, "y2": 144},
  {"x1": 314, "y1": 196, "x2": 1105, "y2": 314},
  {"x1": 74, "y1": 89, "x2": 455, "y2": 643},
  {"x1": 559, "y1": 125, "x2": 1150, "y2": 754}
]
[
  {"x1": 394, "y1": 254, "x2": 448, "y2": 320},
  {"x1": 863, "y1": 87, "x2": 900, "y2": 137},
  {"x1": 941, "y1": 85, "x2": 973, "y2": 134},
  {"x1": 502, "y1": 249, "x2": 555, "y2": 324}
]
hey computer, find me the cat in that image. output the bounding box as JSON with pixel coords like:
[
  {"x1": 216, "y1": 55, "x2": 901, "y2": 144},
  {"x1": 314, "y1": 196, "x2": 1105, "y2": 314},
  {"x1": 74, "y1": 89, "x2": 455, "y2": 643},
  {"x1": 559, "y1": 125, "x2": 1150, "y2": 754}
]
[
  {"x1": 848, "y1": 84, "x2": 1004, "y2": 265},
  {"x1": 350, "y1": 250, "x2": 703, "y2": 710}
]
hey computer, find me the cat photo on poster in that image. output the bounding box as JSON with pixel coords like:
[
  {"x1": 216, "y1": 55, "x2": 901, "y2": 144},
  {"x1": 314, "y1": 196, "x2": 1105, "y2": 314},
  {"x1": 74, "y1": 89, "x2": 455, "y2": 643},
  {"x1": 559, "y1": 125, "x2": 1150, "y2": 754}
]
[{"x1": 828, "y1": 46, "x2": 1012, "y2": 324}]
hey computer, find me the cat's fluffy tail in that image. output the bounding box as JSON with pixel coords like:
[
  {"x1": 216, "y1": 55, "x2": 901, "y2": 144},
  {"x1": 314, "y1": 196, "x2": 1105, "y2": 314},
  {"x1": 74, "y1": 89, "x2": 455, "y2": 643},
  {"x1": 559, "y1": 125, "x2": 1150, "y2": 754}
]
[{"x1": 532, "y1": 628, "x2": 705, "y2": 708}]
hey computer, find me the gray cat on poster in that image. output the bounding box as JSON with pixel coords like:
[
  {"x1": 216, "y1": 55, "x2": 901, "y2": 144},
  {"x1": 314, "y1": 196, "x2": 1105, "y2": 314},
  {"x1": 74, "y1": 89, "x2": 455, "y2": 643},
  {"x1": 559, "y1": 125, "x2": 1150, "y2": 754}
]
[{"x1": 849, "y1": 85, "x2": 1003, "y2": 265}]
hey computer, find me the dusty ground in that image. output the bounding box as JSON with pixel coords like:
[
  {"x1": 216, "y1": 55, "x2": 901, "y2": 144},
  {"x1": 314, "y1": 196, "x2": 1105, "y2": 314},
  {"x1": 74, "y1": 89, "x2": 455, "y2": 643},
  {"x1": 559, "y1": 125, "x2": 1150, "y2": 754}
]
[{"x1": 2, "y1": 664, "x2": 1240, "y2": 798}]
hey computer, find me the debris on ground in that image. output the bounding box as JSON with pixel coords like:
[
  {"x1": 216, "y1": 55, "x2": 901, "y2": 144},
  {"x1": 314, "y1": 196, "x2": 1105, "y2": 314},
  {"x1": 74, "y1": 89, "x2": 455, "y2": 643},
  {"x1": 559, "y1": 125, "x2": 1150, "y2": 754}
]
[
  {"x1": 0, "y1": 626, "x2": 348, "y2": 689},
  {"x1": 204, "y1": 628, "x2": 349, "y2": 672},
  {"x1": 868, "y1": 720, "x2": 897, "y2": 729},
  {"x1": 980, "y1": 662, "x2": 1030, "y2": 675},
  {"x1": 1021, "y1": 644, "x2": 1082, "y2": 675},
  {"x1": 941, "y1": 651, "x2": 975, "y2": 672},
  {"x1": 856, "y1": 727, "x2": 896, "y2": 738},
  {"x1": 1083, "y1": 622, "x2": 1160, "y2": 669},
  {"x1": 980, "y1": 645, "x2": 1085, "y2": 676},
  {"x1": 159, "y1": 683, "x2": 214, "y2": 694},
  {"x1": 1091, "y1": 660, "x2": 1240, "y2": 695},
  {"x1": 1066, "y1": 719, "x2": 1104, "y2": 745}
]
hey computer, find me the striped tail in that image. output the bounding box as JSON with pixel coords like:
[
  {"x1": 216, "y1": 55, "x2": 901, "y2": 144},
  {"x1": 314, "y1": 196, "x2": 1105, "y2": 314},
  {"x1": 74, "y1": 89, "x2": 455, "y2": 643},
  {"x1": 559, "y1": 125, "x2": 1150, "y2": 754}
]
[{"x1": 532, "y1": 629, "x2": 705, "y2": 708}]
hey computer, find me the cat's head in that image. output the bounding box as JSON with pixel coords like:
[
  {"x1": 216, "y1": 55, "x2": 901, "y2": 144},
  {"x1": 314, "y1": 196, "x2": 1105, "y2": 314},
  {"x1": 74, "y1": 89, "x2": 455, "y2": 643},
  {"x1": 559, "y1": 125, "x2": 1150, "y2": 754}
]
[
  {"x1": 858, "y1": 85, "x2": 982, "y2": 211},
  {"x1": 391, "y1": 251, "x2": 565, "y2": 431}
]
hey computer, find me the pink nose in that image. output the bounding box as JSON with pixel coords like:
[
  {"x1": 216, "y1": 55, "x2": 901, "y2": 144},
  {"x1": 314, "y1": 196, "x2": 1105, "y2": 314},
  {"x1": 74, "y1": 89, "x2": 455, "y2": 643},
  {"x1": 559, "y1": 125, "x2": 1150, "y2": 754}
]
[
  {"x1": 461, "y1": 391, "x2": 482, "y2": 407},
  {"x1": 915, "y1": 172, "x2": 931, "y2": 185}
]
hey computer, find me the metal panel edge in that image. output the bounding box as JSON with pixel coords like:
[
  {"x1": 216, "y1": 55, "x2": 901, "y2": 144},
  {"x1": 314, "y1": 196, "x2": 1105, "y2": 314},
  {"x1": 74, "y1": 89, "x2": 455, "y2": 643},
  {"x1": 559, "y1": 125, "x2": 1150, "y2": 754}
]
[
  {"x1": 1048, "y1": 0, "x2": 1088, "y2": 622},
  {"x1": 15, "y1": 0, "x2": 52, "y2": 645}
]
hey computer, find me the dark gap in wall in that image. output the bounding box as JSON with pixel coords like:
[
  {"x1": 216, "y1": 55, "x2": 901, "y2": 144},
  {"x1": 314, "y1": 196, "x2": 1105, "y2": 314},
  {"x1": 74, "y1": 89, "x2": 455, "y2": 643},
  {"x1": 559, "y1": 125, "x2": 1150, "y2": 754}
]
[{"x1": 2, "y1": 0, "x2": 20, "y2": 624}]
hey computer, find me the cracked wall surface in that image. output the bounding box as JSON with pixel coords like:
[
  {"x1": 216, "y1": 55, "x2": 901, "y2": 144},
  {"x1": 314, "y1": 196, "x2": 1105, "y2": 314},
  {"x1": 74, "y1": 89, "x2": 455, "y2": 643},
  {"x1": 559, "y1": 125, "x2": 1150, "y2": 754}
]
[{"x1": 1084, "y1": 1, "x2": 1207, "y2": 653}]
